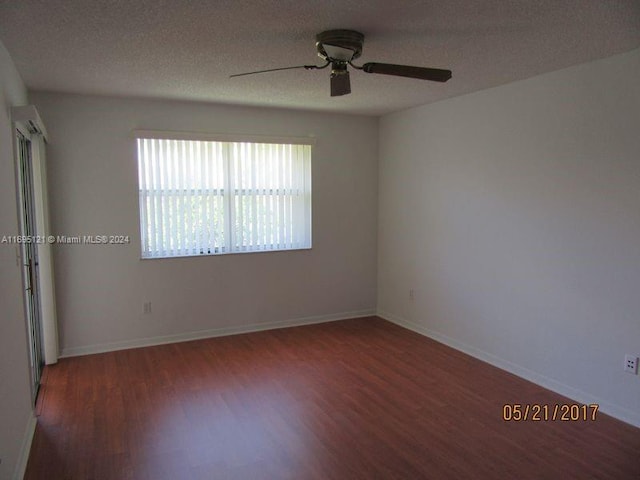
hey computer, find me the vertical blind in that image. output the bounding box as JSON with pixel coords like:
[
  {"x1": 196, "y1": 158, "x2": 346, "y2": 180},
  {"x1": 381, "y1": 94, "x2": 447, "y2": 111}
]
[{"x1": 136, "y1": 136, "x2": 312, "y2": 258}]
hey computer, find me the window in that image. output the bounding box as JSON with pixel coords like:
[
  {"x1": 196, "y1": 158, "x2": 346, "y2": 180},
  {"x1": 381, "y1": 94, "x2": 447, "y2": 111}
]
[{"x1": 135, "y1": 132, "x2": 312, "y2": 258}]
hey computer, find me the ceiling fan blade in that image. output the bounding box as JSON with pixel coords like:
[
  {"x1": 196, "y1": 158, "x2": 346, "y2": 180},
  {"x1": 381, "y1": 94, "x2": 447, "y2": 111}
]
[
  {"x1": 230, "y1": 63, "x2": 327, "y2": 78},
  {"x1": 361, "y1": 62, "x2": 452, "y2": 82},
  {"x1": 330, "y1": 70, "x2": 351, "y2": 97}
]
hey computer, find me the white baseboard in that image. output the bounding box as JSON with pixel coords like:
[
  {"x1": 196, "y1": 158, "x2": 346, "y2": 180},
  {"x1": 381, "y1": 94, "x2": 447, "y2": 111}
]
[
  {"x1": 377, "y1": 309, "x2": 640, "y2": 429},
  {"x1": 60, "y1": 309, "x2": 376, "y2": 358},
  {"x1": 13, "y1": 414, "x2": 36, "y2": 480}
]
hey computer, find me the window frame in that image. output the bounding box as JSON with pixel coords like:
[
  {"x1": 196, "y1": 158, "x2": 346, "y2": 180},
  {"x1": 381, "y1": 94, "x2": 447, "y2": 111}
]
[{"x1": 134, "y1": 130, "x2": 314, "y2": 260}]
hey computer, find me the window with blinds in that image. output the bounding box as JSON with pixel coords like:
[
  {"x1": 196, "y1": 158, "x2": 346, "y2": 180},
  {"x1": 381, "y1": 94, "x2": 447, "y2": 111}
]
[{"x1": 136, "y1": 134, "x2": 312, "y2": 258}]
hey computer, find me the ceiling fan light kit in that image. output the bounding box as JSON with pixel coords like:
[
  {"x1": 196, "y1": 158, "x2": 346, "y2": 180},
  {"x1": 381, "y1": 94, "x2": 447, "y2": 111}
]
[{"x1": 231, "y1": 29, "x2": 452, "y2": 97}]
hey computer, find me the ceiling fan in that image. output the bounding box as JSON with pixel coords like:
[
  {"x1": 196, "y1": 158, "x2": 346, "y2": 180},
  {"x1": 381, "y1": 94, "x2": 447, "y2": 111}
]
[{"x1": 230, "y1": 29, "x2": 452, "y2": 97}]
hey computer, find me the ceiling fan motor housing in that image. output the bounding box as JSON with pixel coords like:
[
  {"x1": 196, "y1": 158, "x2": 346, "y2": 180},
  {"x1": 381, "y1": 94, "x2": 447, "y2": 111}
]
[{"x1": 316, "y1": 30, "x2": 364, "y2": 62}]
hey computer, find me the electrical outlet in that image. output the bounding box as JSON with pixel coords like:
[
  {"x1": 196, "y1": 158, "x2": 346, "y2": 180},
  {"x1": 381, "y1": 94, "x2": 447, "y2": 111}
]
[
  {"x1": 624, "y1": 355, "x2": 638, "y2": 374},
  {"x1": 143, "y1": 302, "x2": 152, "y2": 314}
]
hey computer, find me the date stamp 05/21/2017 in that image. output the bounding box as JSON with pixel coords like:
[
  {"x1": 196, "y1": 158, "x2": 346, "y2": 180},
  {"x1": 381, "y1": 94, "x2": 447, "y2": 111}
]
[{"x1": 502, "y1": 403, "x2": 599, "y2": 422}]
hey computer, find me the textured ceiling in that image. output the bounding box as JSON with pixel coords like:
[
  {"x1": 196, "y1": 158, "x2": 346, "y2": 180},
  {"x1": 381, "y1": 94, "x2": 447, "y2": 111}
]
[{"x1": 1, "y1": 0, "x2": 639, "y2": 116}]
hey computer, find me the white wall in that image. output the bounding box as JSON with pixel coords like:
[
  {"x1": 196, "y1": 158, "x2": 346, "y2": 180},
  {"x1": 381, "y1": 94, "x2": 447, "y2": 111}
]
[
  {"x1": 0, "y1": 41, "x2": 36, "y2": 480},
  {"x1": 378, "y1": 48, "x2": 640, "y2": 426},
  {"x1": 30, "y1": 92, "x2": 379, "y2": 355}
]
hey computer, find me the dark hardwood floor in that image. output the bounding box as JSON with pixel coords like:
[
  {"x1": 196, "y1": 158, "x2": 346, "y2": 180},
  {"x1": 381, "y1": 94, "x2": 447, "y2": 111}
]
[{"x1": 25, "y1": 317, "x2": 640, "y2": 479}]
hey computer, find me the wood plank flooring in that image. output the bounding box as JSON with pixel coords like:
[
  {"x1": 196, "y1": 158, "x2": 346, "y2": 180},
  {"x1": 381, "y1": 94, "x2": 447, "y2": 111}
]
[{"x1": 25, "y1": 317, "x2": 640, "y2": 479}]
